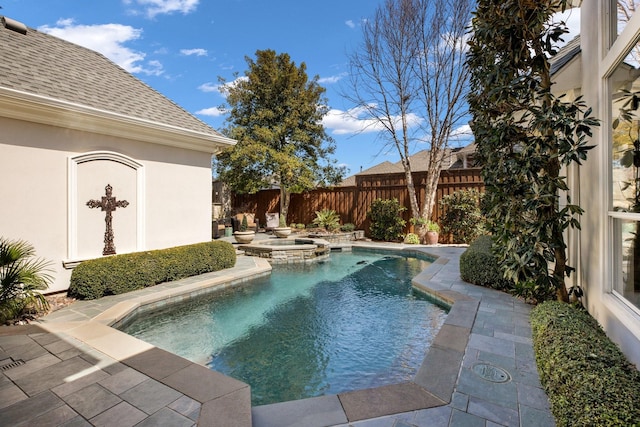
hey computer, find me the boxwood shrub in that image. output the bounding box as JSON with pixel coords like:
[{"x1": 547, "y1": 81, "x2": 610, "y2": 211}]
[
  {"x1": 531, "y1": 301, "x2": 640, "y2": 426},
  {"x1": 68, "y1": 240, "x2": 236, "y2": 300},
  {"x1": 459, "y1": 235, "x2": 512, "y2": 290}
]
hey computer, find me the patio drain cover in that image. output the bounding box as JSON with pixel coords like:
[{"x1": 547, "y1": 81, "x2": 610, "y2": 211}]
[{"x1": 472, "y1": 363, "x2": 511, "y2": 383}]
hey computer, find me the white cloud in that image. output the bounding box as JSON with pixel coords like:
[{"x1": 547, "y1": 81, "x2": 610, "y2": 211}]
[
  {"x1": 345, "y1": 20, "x2": 355, "y2": 29},
  {"x1": 128, "y1": 0, "x2": 200, "y2": 18},
  {"x1": 196, "y1": 106, "x2": 226, "y2": 117},
  {"x1": 198, "y1": 82, "x2": 220, "y2": 93},
  {"x1": 39, "y1": 19, "x2": 163, "y2": 75},
  {"x1": 318, "y1": 73, "x2": 347, "y2": 84},
  {"x1": 323, "y1": 106, "x2": 422, "y2": 135},
  {"x1": 180, "y1": 48, "x2": 208, "y2": 56}
]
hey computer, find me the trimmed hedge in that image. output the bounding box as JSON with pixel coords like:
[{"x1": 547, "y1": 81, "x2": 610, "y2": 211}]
[
  {"x1": 531, "y1": 302, "x2": 640, "y2": 426},
  {"x1": 68, "y1": 240, "x2": 236, "y2": 300},
  {"x1": 459, "y1": 235, "x2": 512, "y2": 290}
]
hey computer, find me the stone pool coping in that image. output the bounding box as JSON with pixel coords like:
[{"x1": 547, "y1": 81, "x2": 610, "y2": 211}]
[{"x1": 33, "y1": 243, "x2": 474, "y2": 426}]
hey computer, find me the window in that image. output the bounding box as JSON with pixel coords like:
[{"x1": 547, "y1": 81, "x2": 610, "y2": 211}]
[{"x1": 609, "y1": 11, "x2": 640, "y2": 311}]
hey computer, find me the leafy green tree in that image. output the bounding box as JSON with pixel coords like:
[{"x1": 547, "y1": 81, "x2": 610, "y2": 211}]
[
  {"x1": 216, "y1": 49, "x2": 345, "y2": 223},
  {"x1": 467, "y1": 0, "x2": 598, "y2": 302},
  {"x1": 0, "y1": 238, "x2": 52, "y2": 323},
  {"x1": 439, "y1": 189, "x2": 484, "y2": 244}
]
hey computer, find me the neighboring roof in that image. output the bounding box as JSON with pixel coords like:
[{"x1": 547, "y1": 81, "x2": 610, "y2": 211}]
[
  {"x1": 0, "y1": 16, "x2": 234, "y2": 151},
  {"x1": 550, "y1": 36, "x2": 581, "y2": 76},
  {"x1": 339, "y1": 144, "x2": 475, "y2": 186}
]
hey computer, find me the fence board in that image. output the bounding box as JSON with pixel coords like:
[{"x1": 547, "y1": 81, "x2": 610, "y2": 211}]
[{"x1": 231, "y1": 168, "x2": 483, "y2": 235}]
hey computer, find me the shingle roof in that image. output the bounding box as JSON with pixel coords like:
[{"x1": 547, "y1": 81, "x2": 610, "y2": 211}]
[
  {"x1": 550, "y1": 36, "x2": 581, "y2": 76},
  {"x1": 0, "y1": 16, "x2": 222, "y2": 137}
]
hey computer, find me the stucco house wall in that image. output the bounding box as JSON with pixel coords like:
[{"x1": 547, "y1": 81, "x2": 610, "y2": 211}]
[{"x1": 0, "y1": 17, "x2": 235, "y2": 294}]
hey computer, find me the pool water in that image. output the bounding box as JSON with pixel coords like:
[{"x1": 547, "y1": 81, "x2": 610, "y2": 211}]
[{"x1": 120, "y1": 250, "x2": 448, "y2": 406}]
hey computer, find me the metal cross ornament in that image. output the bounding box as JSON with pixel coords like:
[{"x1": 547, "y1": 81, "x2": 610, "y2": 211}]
[{"x1": 87, "y1": 184, "x2": 129, "y2": 255}]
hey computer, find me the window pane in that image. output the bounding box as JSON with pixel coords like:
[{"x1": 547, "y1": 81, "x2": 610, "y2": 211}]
[
  {"x1": 613, "y1": 217, "x2": 640, "y2": 310},
  {"x1": 618, "y1": 0, "x2": 640, "y2": 37},
  {"x1": 611, "y1": 42, "x2": 640, "y2": 213}
]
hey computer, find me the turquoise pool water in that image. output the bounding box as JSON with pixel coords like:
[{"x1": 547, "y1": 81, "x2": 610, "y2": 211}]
[{"x1": 120, "y1": 250, "x2": 448, "y2": 406}]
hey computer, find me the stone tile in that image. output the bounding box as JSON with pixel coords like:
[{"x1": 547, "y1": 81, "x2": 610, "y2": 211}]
[
  {"x1": 4, "y1": 353, "x2": 61, "y2": 381},
  {"x1": 520, "y1": 403, "x2": 556, "y2": 427},
  {"x1": 0, "y1": 390, "x2": 65, "y2": 425},
  {"x1": 450, "y1": 391, "x2": 468, "y2": 411},
  {"x1": 455, "y1": 368, "x2": 518, "y2": 410},
  {"x1": 414, "y1": 346, "x2": 463, "y2": 402},
  {"x1": 199, "y1": 386, "x2": 252, "y2": 427},
  {"x1": 14, "y1": 356, "x2": 95, "y2": 396},
  {"x1": 52, "y1": 368, "x2": 110, "y2": 397},
  {"x1": 0, "y1": 334, "x2": 35, "y2": 350},
  {"x1": 467, "y1": 333, "x2": 515, "y2": 359},
  {"x1": 339, "y1": 382, "x2": 445, "y2": 422},
  {"x1": 413, "y1": 405, "x2": 452, "y2": 427},
  {"x1": 134, "y1": 407, "x2": 194, "y2": 427},
  {"x1": 63, "y1": 383, "x2": 122, "y2": 419},
  {"x1": 119, "y1": 378, "x2": 182, "y2": 415},
  {"x1": 252, "y1": 394, "x2": 346, "y2": 427},
  {"x1": 467, "y1": 396, "x2": 519, "y2": 427},
  {"x1": 168, "y1": 394, "x2": 201, "y2": 421},
  {"x1": 0, "y1": 382, "x2": 27, "y2": 409},
  {"x1": 161, "y1": 362, "x2": 247, "y2": 403},
  {"x1": 98, "y1": 367, "x2": 148, "y2": 394},
  {"x1": 122, "y1": 347, "x2": 191, "y2": 381},
  {"x1": 449, "y1": 409, "x2": 486, "y2": 427},
  {"x1": 89, "y1": 401, "x2": 147, "y2": 427},
  {"x1": 22, "y1": 404, "x2": 78, "y2": 427},
  {"x1": 432, "y1": 324, "x2": 470, "y2": 353},
  {"x1": 30, "y1": 333, "x2": 62, "y2": 346},
  {"x1": 4, "y1": 340, "x2": 49, "y2": 362},
  {"x1": 517, "y1": 383, "x2": 550, "y2": 411},
  {"x1": 58, "y1": 416, "x2": 93, "y2": 427},
  {"x1": 44, "y1": 338, "x2": 77, "y2": 355}
]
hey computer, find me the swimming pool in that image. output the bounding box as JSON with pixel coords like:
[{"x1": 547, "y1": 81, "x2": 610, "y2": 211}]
[{"x1": 119, "y1": 249, "x2": 448, "y2": 406}]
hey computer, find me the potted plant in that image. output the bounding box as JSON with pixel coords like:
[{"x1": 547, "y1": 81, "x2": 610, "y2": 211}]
[
  {"x1": 234, "y1": 214, "x2": 255, "y2": 243},
  {"x1": 273, "y1": 214, "x2": 292, "y2": 238},
  {"x1": 425, "y1": 221, "x2": 440, "y2": 245}
]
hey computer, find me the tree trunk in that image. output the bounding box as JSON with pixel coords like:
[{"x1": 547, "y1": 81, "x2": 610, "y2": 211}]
[{"x1": 280, "y1": 187, "x2": 290, "y2": 224}]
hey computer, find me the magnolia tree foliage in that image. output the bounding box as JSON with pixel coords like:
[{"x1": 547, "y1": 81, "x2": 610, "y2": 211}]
[
  {"x1": 466, "y1": 0, "x2": 598, "y2": 302},
  {"x1": 216, "y1": 49, "x2": 344, "y2": 222}
]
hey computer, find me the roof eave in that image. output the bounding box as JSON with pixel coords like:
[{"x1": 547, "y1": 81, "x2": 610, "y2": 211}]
[{"x1": 0, "y1": 87, "x2": 236, "y2": 154}]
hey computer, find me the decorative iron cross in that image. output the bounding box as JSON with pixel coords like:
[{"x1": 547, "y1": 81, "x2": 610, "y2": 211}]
[{"x1": 87, "y1": 184, "x2": 129, "y2": 255}]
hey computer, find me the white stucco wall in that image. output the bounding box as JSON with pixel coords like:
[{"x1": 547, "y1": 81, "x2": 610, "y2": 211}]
[
  {"x1": 579, "y1": 1, "x2": 640, "y2": 367},
  {"x1": 0, "y1": 116, "x2": 214, "y2": 294}
]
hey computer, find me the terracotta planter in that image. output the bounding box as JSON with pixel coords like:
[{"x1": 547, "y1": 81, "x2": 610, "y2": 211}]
[
  {"x1": 426, "y1": 231, "x2": 439, "y2": 245},
  {"x1": 233, "y1": 231, "x2": 255, "y2": 244},
  {"x1": 273, "y1": 227, "x2": 292, "y2": 238}
]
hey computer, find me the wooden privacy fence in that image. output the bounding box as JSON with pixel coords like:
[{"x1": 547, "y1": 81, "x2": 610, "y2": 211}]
[{"x1": 231, "y1": 168, "x2": 483, "y2": 236}]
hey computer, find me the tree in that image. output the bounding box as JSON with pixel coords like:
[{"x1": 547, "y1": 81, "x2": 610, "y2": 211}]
[
  {"x1": 467, "y1": 0, "x2": 598, "y2": 302},
  {"x1": 345, "y1": 0, "x2": 472, "y2": 241},
  {"x1": 216, "y1": 49, "x2": 344, "y2": 222}
]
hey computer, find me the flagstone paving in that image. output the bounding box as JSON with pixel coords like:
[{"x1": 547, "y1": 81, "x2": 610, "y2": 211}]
[{"x1": 0, "y1": 239, "x2": 554, "y2": 426}]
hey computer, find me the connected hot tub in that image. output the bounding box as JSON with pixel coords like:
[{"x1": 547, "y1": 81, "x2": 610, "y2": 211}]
[{"x1": 239, "y1": 237, "x2": 331, "y2": 264}]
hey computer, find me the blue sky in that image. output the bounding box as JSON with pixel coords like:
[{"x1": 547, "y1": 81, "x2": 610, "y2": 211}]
[{"x1": 1, "y1": 0, "x2": 579, "y2": 176}]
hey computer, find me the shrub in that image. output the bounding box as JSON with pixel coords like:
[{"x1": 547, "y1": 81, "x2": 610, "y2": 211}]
[
  {"x1": 439, "y1": 189, "x2": 484, "y2": 244},
  {"x1": 340, "y1": 223, "x2": 355, "y2": 232},
  {"x1": 312, "y1": 209, "x2": 341, "y2": 231},
  {"x1": 0, "y1": 238, "x2": 53, "y2": 323},
  {"x1": 368, "y1": 198, "x2": 407, "y2": 242},
  {"x1": 531, "y1": 301, "x2": 640, "y2": 426},
  {"x1": 459, "y1": 235, "x2": 512, "y2": 290},
  {"x1": 69, "y1": 240, "x2": 236, "y2": 300},
  {"x1": 404, "y1": 233, "x2": 420, "y2": 244},
  {"x1": 296, "y1": 223, "x2": 306, "y2": 229}
]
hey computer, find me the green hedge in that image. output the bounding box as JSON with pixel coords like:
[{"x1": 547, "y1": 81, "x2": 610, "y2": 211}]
[
  {"x1": 531, "y1": 302, "x2": 640, "y2": 426},
  {"x1": 459, "y1": 235, "x2": 512, "y2": 290},
  {"x1": 69, "y1": 240, "x2": 236, "y2": 300}
]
